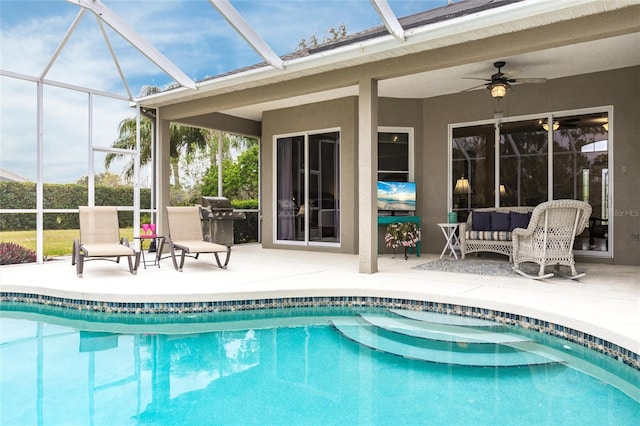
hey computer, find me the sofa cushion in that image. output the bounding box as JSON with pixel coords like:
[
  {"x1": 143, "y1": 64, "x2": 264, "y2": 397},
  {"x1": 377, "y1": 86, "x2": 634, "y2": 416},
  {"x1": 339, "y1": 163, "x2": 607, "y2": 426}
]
[
  {"x1": 509, "y1": 211, "x2": 531, "y2": 231},
  {"x1": 472, "y1": 211, "x2": 492, "y2": 231},
  {"x1": 491, "y1": 212, "x2": 511, "y2": 231},
  {"x1": 465, "y1": 231, "x2": 512, "y2": 241}
]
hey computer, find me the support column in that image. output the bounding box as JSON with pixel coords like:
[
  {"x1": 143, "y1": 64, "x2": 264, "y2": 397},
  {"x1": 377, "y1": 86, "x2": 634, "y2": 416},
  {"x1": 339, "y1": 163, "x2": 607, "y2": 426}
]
[
  {"x1": 157, "y1": 112, "x2": 171, "y2": 238},
  {"x1": 358, "y1": 78, "x2": 378, "y2": 274}
]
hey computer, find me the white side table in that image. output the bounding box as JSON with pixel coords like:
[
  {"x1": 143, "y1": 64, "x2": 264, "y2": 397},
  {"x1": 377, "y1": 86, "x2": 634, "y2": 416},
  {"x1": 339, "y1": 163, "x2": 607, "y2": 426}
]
[{"x1": 437, "y1": 223, "x2": 460, "y2": 260}]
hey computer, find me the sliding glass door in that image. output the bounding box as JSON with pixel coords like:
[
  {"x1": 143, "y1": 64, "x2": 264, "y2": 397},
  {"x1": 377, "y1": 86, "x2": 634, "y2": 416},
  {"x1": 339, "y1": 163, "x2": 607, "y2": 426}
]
[
  {"x1": 275, "y1": 130, "x2": 340, "y2": 245},
  {"x1": 451, "y1": 109, "x2": 611, "y2": 256}
]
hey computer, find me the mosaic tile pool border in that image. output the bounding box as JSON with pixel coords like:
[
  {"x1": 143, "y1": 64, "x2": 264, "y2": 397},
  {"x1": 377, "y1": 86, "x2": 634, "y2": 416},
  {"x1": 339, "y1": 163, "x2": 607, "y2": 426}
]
[{"x1": 2, "y1": 291, "x2": 638, "y2": 371}]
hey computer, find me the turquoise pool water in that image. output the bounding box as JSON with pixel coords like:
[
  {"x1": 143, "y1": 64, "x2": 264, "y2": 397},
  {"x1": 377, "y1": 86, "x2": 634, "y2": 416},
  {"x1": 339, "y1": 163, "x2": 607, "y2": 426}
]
[{"x1": 1, "y1": 306, "x2": 639, "y2": 425}]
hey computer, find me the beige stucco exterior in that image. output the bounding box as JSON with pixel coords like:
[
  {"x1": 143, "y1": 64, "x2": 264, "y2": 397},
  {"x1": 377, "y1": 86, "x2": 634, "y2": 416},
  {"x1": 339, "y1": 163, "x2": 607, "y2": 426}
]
[
  {"x1": 151, "y1": 5, "x2": 640, "y2": 267},
  {"x1": 421, "y1": 66, "x2": 639, "y2": 265}
]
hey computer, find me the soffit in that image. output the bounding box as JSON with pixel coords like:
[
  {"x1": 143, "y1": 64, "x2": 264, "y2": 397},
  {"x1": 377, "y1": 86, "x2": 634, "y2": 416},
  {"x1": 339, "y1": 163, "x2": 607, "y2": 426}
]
[{"x1": 179, "y1": 29, "x2": 640, "y2": 123}]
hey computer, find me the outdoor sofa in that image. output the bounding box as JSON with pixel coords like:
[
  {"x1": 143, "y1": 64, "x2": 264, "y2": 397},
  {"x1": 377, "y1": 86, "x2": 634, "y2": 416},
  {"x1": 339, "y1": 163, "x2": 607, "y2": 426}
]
[{"x1": 459, "y1": 206, "x2": 535, "y2": 261}]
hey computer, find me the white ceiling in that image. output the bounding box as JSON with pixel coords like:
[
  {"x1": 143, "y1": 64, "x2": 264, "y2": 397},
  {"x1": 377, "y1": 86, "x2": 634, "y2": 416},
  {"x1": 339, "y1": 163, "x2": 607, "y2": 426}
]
[{"x1": 221, "y1": 32, "x2": 640, "y2": 121}]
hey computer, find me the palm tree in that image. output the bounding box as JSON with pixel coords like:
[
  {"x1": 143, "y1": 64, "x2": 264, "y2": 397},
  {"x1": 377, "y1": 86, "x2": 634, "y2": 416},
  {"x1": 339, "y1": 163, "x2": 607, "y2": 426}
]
[
  {"x1": 105, "y1": 85, "x2": 208, "y2": 188},
  {"x1": 204, "y1": 131, "x2": 258, "y2": 163},
  {"x1": 105, "y1": 116, "x2": 153, "y2": 182}
]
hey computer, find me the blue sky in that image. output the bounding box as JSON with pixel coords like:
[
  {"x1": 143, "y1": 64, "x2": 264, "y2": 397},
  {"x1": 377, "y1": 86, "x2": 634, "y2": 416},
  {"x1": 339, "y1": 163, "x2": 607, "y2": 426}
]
[{"x1": 0, "y1": 0, "x2": 450, "y2": 183}]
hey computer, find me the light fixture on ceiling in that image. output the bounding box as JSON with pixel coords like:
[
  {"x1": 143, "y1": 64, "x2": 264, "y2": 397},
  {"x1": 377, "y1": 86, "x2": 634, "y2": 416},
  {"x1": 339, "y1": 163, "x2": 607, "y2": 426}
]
[
  {"x1": 540, "y1": 119, "x2": 559, "y2": 131},
  {"x1": 489, "y1": 83, "x2": 509, "y2": 99},
  {"x1": 602, "y1": 122, "x2": 609, "y2": 131},
  {"x1": 499, "y1": 184, "x2": 507, "y2": 198}
]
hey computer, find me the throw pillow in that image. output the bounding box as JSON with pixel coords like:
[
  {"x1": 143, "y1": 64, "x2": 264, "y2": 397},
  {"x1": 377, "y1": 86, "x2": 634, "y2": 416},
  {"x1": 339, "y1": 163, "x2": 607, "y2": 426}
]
[
  {"x1": 491, "y1": 212, "x2": 511, "y2": 231},
  {"x1": 472, "y1": 211, "x2": 492, "y2": 231},
  {"x1": 509, "y1": 211, "x2": 530, "y2": 231}
]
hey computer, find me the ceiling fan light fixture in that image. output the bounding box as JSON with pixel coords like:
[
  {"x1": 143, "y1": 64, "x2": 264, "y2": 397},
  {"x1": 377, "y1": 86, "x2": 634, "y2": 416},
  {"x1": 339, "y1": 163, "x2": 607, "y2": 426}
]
[
  {"x1": 541, "y1": 120, "x2": 560, "y2": 131},
  {"x1": 489, "y1": 83, "x2": 508, "y2": 98}
]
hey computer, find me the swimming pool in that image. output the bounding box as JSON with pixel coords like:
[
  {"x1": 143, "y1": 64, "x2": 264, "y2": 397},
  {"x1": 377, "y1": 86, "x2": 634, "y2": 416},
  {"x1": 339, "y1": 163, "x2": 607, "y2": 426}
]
[{"x1": 1, "y1": 305, "x2": 639, "y2": 425}]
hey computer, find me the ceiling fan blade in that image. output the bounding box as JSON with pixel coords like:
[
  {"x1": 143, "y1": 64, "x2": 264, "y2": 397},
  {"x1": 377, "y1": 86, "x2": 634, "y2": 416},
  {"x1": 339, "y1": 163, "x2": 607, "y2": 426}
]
[
  {"x1": 502, "y1": 68, "x2": 523, "y2": 78},
  {"x1": 463, "y1": 83, "x2": 488, "y2": 92},
  {"x1": 462, "y1": 77, "x2": 491, "y2": 81},
  {"x1": 513, "y1": 78, "x2": 547, "y2": 84}
]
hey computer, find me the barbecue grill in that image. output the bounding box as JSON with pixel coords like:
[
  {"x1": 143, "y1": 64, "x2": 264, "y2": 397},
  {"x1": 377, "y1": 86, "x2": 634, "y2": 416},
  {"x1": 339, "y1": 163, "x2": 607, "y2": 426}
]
[{"x1": 200, "y1": 196, "x2": 246, "y2": 246}]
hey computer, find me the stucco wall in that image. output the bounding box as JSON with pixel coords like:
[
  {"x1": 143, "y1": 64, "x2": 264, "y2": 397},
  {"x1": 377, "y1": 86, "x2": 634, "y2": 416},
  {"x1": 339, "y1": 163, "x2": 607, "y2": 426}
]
[
  {"x1": 261, "y1": 97, "x2": 358, "y2": 253},
  {"x1": 422, "y1": 66, "x2": 639, "y2": 265},
  {"x1": 260, "y1": 67, "x2": 638, "y2": 265}
]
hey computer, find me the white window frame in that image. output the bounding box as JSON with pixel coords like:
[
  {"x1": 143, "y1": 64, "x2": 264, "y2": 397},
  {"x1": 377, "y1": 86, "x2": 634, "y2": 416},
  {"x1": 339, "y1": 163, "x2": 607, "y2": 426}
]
[{"x1": 378, "y1": 126, "x2": 415, "y2": 182}]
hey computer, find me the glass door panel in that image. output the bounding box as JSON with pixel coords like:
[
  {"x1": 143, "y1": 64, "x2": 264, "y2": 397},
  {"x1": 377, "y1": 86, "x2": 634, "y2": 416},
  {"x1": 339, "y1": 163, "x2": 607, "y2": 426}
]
[
  {"x1": 276, "y1": 136, "x2": 303, "y2": 242},
  {"x1": 452, "y1": 124, "x2": 494, "y2": 221},
  {"x1": 552, "y1": 112, "x2": 609, "y2": 253},
  {"x1": 309, "y1": 133, "x2": 339, "y2": 243},
  {"x1": 499, "y1": 119, "x2": 549, "y2": 207}
]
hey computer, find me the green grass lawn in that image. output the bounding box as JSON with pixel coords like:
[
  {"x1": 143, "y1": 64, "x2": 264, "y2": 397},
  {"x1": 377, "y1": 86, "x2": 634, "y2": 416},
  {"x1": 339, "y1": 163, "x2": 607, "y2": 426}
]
[{"x1": 1, "y1": 229, "x2": 134, "y2": 258}]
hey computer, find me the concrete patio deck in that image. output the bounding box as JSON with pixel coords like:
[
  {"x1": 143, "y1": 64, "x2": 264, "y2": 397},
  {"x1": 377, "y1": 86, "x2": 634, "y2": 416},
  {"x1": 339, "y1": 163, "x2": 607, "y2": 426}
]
[{"x1": 1, "y1": 243, "x2": 638, "y2": 356}]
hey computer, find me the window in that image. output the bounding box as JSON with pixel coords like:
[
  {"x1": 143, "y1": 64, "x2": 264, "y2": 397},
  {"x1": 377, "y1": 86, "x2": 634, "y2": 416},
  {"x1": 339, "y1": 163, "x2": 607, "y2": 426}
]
[
  {"x1": 451, "y1": 108, "x2": 611, "y2": 255},
  {"x1": 378, "y1": 128, "x2": 413, "y2": 182}
]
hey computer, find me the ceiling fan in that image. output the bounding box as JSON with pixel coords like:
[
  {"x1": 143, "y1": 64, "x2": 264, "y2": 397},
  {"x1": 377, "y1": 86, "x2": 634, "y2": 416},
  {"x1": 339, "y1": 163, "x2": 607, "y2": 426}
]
[{"x1": 464, "y1": 61, "x2": 547, "y2": 99}]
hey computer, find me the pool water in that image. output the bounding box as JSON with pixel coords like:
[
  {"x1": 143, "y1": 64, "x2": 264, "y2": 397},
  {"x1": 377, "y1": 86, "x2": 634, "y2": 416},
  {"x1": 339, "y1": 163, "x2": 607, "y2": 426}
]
[{"x1": 1, "y1": 306, "x2": 638, "y2": 425}]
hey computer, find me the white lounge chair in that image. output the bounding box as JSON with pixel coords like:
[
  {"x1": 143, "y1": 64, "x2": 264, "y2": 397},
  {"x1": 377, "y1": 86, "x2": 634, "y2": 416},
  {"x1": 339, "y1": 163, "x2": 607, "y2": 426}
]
[
  {"x1": 512, "y1": 200, "x2": 592, "y2": 280},
  {"x1": 166, "y1": 206, "x2": 231, "y2": 271},
  {"x1": 72, "y1": 206, "x2": 140, "y2": 278}
]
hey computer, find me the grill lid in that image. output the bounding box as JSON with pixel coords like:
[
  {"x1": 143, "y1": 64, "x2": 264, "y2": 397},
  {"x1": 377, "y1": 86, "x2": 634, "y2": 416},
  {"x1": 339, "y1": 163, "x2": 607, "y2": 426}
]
[{"x1": 201, "y1": 196, "x2": 234, "y2": 210}]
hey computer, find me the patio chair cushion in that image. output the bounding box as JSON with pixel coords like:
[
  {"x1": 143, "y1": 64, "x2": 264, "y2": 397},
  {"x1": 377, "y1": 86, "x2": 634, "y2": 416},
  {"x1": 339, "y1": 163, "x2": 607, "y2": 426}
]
[
  {"x1": 465, "y1": 230, "x2": 512, "y2": 241},
  {"x1": 80, "y1": 243, "x2": 138, "y2": 257}
]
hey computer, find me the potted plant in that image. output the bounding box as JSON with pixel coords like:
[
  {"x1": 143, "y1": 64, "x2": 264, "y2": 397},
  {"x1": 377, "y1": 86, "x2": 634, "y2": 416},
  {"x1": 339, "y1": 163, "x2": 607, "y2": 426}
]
[{"x1": 384, "y1": 222, "x2": 422, "y2": 260}]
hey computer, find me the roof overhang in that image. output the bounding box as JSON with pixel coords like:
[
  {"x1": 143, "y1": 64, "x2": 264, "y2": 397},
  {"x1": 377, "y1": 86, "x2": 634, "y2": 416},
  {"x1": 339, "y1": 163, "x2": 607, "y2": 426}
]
[{"x1": 137, "y1": 0, "x2": 640, "y2": 123}]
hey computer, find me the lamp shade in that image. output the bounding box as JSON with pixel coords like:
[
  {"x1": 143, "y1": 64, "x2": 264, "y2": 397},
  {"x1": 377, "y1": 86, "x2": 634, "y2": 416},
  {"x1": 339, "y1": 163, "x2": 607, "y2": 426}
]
[{"x1": 454, "y1": 177, "x2": 471, "y2": 195}]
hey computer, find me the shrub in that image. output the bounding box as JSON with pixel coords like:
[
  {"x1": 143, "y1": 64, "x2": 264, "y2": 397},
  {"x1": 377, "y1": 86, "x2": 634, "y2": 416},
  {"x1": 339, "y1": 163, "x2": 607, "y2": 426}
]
[{"x1": 0, "y1": 242, "x2": 37, "y2": 265}]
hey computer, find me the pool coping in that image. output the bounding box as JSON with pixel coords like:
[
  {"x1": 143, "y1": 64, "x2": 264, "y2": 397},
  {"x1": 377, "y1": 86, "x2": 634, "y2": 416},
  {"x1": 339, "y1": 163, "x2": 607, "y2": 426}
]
[
  {"x1": 2, "y1": 287, "x2": 638, "y2": 371},
  {"x1": 2, "y1": 245, "x2": 638, "y2": 372}
]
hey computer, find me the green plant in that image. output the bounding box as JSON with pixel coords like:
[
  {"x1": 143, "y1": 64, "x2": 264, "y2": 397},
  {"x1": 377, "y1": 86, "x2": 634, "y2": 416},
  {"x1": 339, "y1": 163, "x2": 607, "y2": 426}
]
[
  {"x1": 384, "y1": 222, "x2": 421, "y2": 259},
  {"x1": 0, "y1": 242, "x2": 37, "y2": 265}
]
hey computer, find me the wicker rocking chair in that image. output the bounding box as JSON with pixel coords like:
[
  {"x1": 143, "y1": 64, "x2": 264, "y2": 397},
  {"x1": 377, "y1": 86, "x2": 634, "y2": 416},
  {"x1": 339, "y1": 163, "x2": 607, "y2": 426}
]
[{"x1": 512, "y1": 200, "x2": 592, "y2": 280}]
